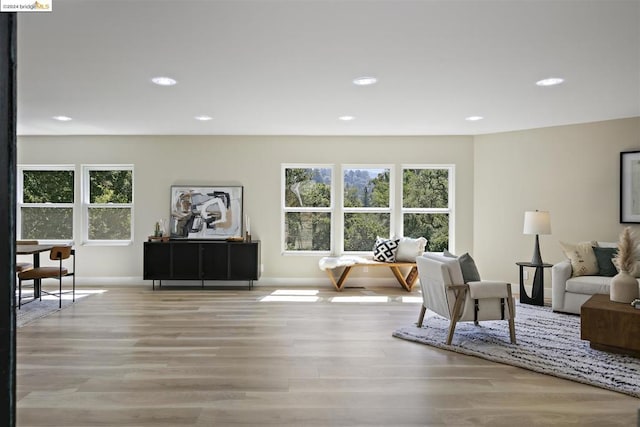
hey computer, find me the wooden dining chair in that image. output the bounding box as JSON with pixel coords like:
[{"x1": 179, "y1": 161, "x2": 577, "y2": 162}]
[
  {"x1": 18, "y1": 246, "x2": 75, "y2": 309},
  {"x1": 15, "y1": 240, "x2": 38, "y2": 273}
]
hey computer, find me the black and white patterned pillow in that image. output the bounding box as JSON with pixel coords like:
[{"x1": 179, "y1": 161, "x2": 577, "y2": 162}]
[{"x1": 373, "y1": 237, "x2": 400, "y2": 262}]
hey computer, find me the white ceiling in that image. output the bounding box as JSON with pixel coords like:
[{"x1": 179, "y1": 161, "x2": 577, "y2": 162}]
[{"x1": 16, "y1": 0, "x2": 640, "y2": 136}]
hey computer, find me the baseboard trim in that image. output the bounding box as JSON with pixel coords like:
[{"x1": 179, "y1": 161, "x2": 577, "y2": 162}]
[
  {"x1": 72, "y1": 276, "x2": 412, "y2": 288},
  {"x1": 71, "y1": 277, "x2": 540, "y2": 293}
]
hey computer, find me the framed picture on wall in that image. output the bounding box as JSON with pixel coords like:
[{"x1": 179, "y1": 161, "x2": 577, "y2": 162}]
[
  {"x1": 170, "y1": 185, "x2": 243, "y2": 239},
  {"x1": 620, "y1": 151, "x2": 640, "y2": 223}
]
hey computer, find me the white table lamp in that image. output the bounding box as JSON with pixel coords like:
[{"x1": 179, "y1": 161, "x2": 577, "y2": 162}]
[{"x1": 523, "y1": 210, "x2": 551, "y2": 265}]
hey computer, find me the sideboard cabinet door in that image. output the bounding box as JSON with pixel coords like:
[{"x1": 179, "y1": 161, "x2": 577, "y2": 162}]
[
  {"x1": 229, "y1": 242, "x2": 260, "y2": 280},
  {"x1": 143, "y1": 242, "x2": 171, "y2": 279},
  {"x1": 201, "y1": 242, "x2": 229, "y2": 280},
  {"x1": 171, "y1": 242, "x2": 201, "y2": 280}
]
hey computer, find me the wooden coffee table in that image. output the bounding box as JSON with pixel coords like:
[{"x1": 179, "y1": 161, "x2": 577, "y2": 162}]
[{"x1": 580, "y1": 294, "x2": 640, "y2": 357}]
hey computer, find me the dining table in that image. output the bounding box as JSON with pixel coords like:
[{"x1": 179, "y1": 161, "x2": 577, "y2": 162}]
[{"x1": 16, "y1": 243, "x2": 55, "y2": 299}]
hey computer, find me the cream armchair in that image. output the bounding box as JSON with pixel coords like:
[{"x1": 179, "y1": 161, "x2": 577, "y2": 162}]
[{"x1": 416, "y1": 253, "x2": 516, "y2": 345}]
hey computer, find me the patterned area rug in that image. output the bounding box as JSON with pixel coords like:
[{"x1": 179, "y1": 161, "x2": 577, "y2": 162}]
[
  {"x1": 16, "y1": 289, "x2": 104, "y2": 328},
  {"x1": 393, "y1": 302, "x2": 640, "y2": 398}
]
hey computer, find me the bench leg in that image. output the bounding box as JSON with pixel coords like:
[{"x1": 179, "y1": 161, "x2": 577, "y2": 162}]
[
  {"x1": 390, "y1": 266, "x2": 416, "y2": 292},
  {"x1": 406, "y1": 266, "x2": 418, "y2": 290},
  {"x1": 325, "y1": 266, "x2": 353, "y2": 291}
]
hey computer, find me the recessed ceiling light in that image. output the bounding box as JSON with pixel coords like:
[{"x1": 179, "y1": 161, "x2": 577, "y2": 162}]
[
  {"x1": 194, "y1": 115, "x2": 212, "y2": 121},
  {"x1": 52, "y1": 115, "x2": 72, "y2": 121},
  {"x1": 151, "y1": 76, "x2": 177, "y2": 86},
  {"x1": 353, "y1": 76, "x2": 378, "y2": 86},
  {"x1": 536, "y1": 77, "x2": 564, "y2": 87},
  {"x1": 339, "y1": 115, "x2": 355, "y2": 121},
  {"x1": 465, "y1": 116, "x2": 484, "y2": 121}
]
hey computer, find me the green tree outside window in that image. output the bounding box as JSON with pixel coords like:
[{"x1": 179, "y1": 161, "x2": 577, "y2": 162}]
[
  {"x1": 284, "y1": 167, "x2": 331, "y2": 251},
  {"x1": 21, "y1": 169, "x2": 74, "y2": 240}
]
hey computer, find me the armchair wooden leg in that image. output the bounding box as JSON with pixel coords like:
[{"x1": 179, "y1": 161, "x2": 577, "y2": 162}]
[
  {"x1": 446, "y1": 319, "x2": 458, "y2": 345},
  {"x1": 446, "y1": 288, "x2": 467, "y2": 345},
  {"x1": 417, "y1": 306, "x2": 426, "y2": 327}
]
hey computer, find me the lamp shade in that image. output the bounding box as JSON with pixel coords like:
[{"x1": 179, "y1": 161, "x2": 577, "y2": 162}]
[{"x1": 523, "y1": 210, "x2": 551, "y2": 235}]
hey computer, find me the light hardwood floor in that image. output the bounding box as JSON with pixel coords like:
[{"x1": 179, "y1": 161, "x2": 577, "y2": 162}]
[{"x1": 17, "y1": 284, "x2": 639, "y2": 426}]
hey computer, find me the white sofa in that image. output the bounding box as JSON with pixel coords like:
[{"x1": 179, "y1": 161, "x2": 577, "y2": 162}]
[{"x1": 551, "y1": 241, "x2": 640, "y2": 314}]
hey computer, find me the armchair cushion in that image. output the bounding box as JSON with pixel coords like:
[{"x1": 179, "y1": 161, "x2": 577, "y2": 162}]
[
  {"x1": 459, "y1": 253, "x2": 481, "y2": 282},
  {"x1": 421, "y1": 253, "x2": 464, "y2": 285},
  {"x1": 467, "y1": 281, "x2": 510, "y2": 299},
  {"x1": 441, "y1": 250, "x2": 481, "y2": 283}
]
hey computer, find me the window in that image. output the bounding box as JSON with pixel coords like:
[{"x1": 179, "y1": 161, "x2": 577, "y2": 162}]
[
  {"x1": 83, "y1": 165, "x2": 134, "y2": 243},
  {"x1": 17, "y1": 165, "x2": 75, "y2": 241},
  {"x1": 281, "y1": 163, "x2": 454, "y2": 255},
  {"x1": 282, "y1": 165, "x2": 333, "y2": 252},
  {"x1": 401, "y1": 166, "x2": 453, "y2": 252},
  {"x1": 343, "y1": 166, "x2": 393, "y2": 252}
]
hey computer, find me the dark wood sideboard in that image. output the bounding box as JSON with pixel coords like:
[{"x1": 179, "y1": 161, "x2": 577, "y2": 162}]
[{"x1": 143, "y1": 240, "x2": 260, "y2": 289}]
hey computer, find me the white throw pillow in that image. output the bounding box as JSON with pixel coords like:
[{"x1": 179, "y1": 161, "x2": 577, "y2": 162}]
[
  {"x1": 559, "y1": 241, "x2": 599, "y2": 277},
  {"x1": 395, "y1": 237, "x2": 428, "y2": 262}
]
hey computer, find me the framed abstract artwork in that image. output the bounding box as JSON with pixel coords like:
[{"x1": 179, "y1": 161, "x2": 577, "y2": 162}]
[
  {"x1": 620, "y1": 151, "x2": 640, "y2": 223},
  {"x1": 170, "y1": 185, "x2": 243, "y2": 239}
]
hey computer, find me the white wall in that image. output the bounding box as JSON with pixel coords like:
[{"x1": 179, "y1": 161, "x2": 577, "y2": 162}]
[
  {"x1": 17, "y1": 135, "x2": 475, "y2": 284},
  {"x1": 473, "y1": 117, "x2": 640, "y2": 289}
]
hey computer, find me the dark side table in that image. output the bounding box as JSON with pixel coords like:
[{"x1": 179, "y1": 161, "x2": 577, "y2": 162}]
[{"x1": 516, "y1": 262, "x2": 552, "y2": 306}]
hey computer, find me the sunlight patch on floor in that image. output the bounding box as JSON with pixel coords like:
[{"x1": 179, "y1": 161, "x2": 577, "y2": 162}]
[
  {"x1": 260, "y1": 295, "x2": 320, "y2": 302},
  {"x1": 21, "y1": 288, "x2": 108, "y2": 301},
  {"x1": 271, "y1": 289, "x2": 319, "y2": 296},
  {"x1": 330, "y1": 296, "x2": 389, "y2": 303},
  {"x1": 260, "y1": 289, "x2": 320, "y2": 302}
]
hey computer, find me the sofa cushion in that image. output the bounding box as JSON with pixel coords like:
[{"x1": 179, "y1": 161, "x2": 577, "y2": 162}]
[
  {"x1": 565, "y1": 276, "x2": 616, "y2": 295},
  {"x1": 592, "y1": 246, "x2": 618, "y2": 277},
  {"x1": 597, "y1": 241, "x2": 617, "y2": 248},
  {"x1": 559, "y1": 241, "x2": 599, "y2": 277}
]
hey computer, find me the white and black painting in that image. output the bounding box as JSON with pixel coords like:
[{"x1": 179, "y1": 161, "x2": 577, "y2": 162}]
[{"x1": 170, "y1": 186, "x2": 243, "y2": 239}]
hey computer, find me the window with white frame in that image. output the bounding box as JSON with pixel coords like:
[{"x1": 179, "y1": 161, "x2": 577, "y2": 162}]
[
  {"x1": 83, "y1": 165, "x2": 134, "y2": 243},
  {"x1": 17, "y1": 165, "x2": 75, "y2": 241},
  {"x1": 401, "y1": 166, "x2": 453, "y2": 252},
  {"x1": 282, "y1": 165, "x2": 333, "y2": 252},
  {"x1": 343, "y1": 165, "x2": 393, "y2": 252}
]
